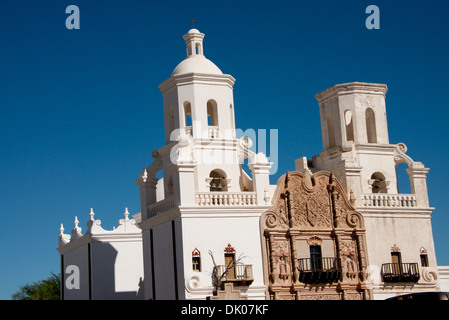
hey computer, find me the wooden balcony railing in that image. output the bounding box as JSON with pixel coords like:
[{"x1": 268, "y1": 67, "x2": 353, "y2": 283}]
[
  {"x1": 213, "y1": 264, "x2": 253, "y2": 286},
  {"x1": 381, "y1": 263, "x2": 420, "y2": 283},
  {"x1": 297, "y1": 257, "x2": 342, "y2": 284}
]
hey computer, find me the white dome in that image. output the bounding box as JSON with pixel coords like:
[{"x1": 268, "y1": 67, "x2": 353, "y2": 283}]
[
  {"x1": 172, "y1": 55, "x2": 223, "y2": 76},
  {"x1": 187, "y1": 28, "x2": 200, "y2": 34}
]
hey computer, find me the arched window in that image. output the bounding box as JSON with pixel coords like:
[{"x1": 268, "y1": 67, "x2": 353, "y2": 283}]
[
  {"x1": 366, "y1": 108, "x2": 377, "y2": 143},
  {"x1": 370, "y1": 172, "x2": 387, "y2": 193},
  {"x1": 207, "y1": 99, "x2": 218, "y2": 126},
  {"x1": 183, "y1": 101, "x2": 192, "y2": 135},
  {"x1": 195, "y1": 42, "x2": 202, "y2": 55},
  {"x1": 327, "y1": 114, "x2": 336, "y2": 148},
  {"x1": 209, "y1": 170, "x2": 228, "y2": 192},
  {"x1": 344, "y1": 110, "x2": 354, "y2": 142}
]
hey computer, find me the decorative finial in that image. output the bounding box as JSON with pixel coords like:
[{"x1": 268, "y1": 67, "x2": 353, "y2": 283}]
[
  {"x1": 89, "y1": 208, "x2": 95, "y2": 221},
  {"x1": 60, "y1": 223, "x2": 65, "y2": 235},
  {"x1": 124, "y1": 207, "x2": 129, "y2": 220},
  {"x1": 191, "y1": 16, "x2": 196, "y2": 28},
  {"x1": 142, "y1": 168, "x2": 148, "y2": 183},
  {"x1": 74, "y1": 216, "x2": 79, "y2": 228}
]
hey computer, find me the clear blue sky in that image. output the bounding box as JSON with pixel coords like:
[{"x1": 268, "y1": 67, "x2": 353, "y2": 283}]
[{"x1": 1, "y1": 0, "x2": 448, "y2": 299}]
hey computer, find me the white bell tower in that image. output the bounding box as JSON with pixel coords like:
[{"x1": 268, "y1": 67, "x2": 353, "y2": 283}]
[
  {"x1": 154, "y1": 28, "x2": 248, "y2": 208},
  {"x1": 295, "y1": 82, "x2": 438, "y2": 300},
  {"x1": 136, "y1": 28, "x2": 274, "y2": 300},
  {"x1": 308, "y1": 82, "x2": 430, "y2": 207},
  {"x1": 160, "y1": 28, "x2": 237, "y2": 144},
  {"x1": 316, "y1": 82, "x2": 390, "y2": 150}
]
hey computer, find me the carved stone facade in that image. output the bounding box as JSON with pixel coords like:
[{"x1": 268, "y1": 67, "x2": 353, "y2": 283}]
[{"x1": 261, "y1": 171, "x2": 372, "y2": 300}]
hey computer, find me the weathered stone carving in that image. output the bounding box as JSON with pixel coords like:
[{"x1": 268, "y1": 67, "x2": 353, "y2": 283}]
[
  {"x1": 261, "y1": 171, "x2": 371, "y2": 300},
  {"x1": 300, "y1": 294, "x2": 341, "y2": 300},
  {"x1": 340, "y1": 240, "x2": 358, "y2": 281},
  {"x1": 422, "y1": 267, "x2": 438, "y2": 283},
  {"x1": 270, "y1": 240, "x2": 291, "y2": 285},
  {"x1": 307, "y1": 236, "x2": 323, "y2": 246}
]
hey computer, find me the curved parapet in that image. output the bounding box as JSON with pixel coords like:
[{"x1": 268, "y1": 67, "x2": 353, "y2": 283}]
[{"x1": 58, "y1": 207, "x2": 141, "y2": 250}]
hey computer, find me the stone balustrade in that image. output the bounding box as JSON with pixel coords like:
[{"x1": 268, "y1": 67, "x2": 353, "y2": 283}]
[
  {"x1": 147, "y1": 197, "x2": 175, "y2": 217},
  {"x1": 361, "y1": 193, "x2": 417, "y2": 208},
  {"x1": 208, "y1": 126, "x2": 219, "y2": 139},
  {"x1": 195, "y1": 192, "x2": 257, "y2": 206}
]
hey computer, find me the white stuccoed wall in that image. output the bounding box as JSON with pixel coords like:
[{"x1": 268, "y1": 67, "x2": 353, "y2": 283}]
[{"x1": 58, "y1": 209, "x2": 144, "y2": 300}]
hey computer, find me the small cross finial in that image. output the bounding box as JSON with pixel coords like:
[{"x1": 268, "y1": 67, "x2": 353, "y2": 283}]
[{"x1": 191, "y1": 16, "x2": 196, "y2": 28}]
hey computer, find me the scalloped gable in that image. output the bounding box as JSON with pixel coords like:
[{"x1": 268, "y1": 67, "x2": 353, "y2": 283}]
[
  {"x1": 262, "y1": 170, "x2": 365, "y2": 230},
  {"x1": 58, "y1": 208, "x2": 141, "y2": 249}
]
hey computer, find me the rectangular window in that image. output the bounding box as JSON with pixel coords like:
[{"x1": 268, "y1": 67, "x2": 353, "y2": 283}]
[
  {"x1": 224, "y1": 253, "x2": 236, "y2": 279},
  {"x1": 192, "y1": 257, "x2": 201, "y2": 272},
  {"x1": 391, "y1": 252, "x2": 401, "y2": 264},
  {"x1": 310, "y1": 245, "x2": 322, "y2": 271},
  {"x1": 420, "y1": 254, "x2": 429, "y2": 267},
  {"x1": 391, "y1": 252, "x2": 402, "y2": 275}
]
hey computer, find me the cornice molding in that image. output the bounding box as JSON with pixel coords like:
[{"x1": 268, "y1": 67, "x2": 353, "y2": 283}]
[
  {"x1": 315, "y1": 82, "x2": 388, "y2": 104},
  {"x1": 159, "y1": 73, "x2": 236, "y2": 93}
]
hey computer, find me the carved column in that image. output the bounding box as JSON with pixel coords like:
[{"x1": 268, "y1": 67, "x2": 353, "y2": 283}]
[
  {"x1": 354, "y1": 231, "x2": 367, "y2": 282},
  {"x1": 354, "y1": 231, "x2": 372, "y2": 299},
  {"x1": 267, "y1": 234, "x2": 278, "y2": 286},
  {"x1": 288, "y1": 231, "x2": 300, "y2": 286},
  {"x1": 333, "y1": 228, "x2": 346, "y2": 299}
]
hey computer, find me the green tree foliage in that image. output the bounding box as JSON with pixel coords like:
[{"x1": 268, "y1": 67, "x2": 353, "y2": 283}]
[{"x1": 12, "y1": 272, "x2": 60, "y2": 300}]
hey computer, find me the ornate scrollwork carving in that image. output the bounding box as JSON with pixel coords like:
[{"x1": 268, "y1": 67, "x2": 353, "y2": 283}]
[
  {"x1": 393, "y1": 142, "x2": 414, "y2": 167},
  {"x1": 186, "y1": 274, "x2": 201, "y2": 290},
  {"x1": 307, "y1": 236, "x2": 323, "y2": 246},
  {"x1": 262, "y1": 170, "x2": 370, "y2": 299},
  {"x1": 397, "y1": 142, "x2": 407, "y2": 153},
  {"x1": 346, "y1": 211, "x2": 362, "y2": 228},
  {"x1": 422, "y1": 267, "x2": 438, "y2": 283},
  {"x1": 264, "y1": 211, "x2": 279, "y2": 228}
]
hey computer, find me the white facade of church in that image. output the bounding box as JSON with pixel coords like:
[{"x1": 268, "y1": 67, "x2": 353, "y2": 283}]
[{"x1": 57, "y1": 28, "x2": 448, "y2": 300}]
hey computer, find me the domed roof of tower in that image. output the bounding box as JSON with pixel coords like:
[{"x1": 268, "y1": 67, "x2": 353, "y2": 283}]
[
  {"x1": 171, "y1": 29, "x2": 223, "y2": 76},
  {"x1": 187, "y1": 28, "x2": 200, "y2": 34},
  {"x1": 172, "y1": 56, "x2": 222, "y2": 76}
]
